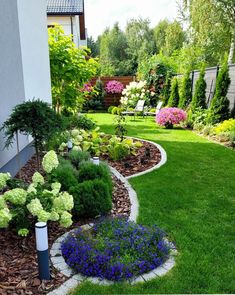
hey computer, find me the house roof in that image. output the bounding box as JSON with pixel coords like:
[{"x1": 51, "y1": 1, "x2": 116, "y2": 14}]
[{"x1": 47, "y1": 0, "x2": 84, "y2": 15}]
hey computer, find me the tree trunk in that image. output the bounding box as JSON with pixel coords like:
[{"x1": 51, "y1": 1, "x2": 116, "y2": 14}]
[{"x1": 228, "y1": 37, "x2": 235, "y2": 64}]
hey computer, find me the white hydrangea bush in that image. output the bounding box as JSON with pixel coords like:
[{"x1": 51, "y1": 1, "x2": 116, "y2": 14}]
[
  {"x1": 0, "y1": 151, "x2": 74, "y2": 236},
  {"x1": 120, "y1": 80, "x2": 149, "y2": 108}
]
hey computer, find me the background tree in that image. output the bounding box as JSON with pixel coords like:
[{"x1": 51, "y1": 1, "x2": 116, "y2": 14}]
[
  {"x1": 168, "y1": 77, "x2": 180, "y2": 107},
  {"x1": 208, "y1": 57, "x2": 231, "y2": 123},
  {"x1": 162, "y1": 73, "x2": 172, "y2": 106},
  {"x1": 48, "y1": 25, "x2": 98, "y2": 113},
  {"x1": 153, "y1": 19, "x2": 170, "y2": 53},
  {"x1": 87, "y1": 36, "x2": 99, "y2": 57},
  {"x1": 191, "y1": 68, "x2": 207, "y2": 111},
  {"x1": 178, "y1": 72, "x2": 192, "y2": 109},
  {"x1": 163, "y1": 20, "x2": 185, "y2": 56}
]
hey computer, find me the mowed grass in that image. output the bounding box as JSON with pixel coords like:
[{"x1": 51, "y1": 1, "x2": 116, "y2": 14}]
[{"x1": 71, "y1": 113, "x2": 235, "y2": 294}]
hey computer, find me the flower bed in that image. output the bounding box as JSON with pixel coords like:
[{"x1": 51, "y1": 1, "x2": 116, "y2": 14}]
[{"x1": 61, "y1": 218, "x2": 171, "y2": 281}]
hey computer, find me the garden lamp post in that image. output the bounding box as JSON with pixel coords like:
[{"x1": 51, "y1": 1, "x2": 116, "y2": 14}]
[
  {"x1": 35, "y1": 222, "x2": 50, "y2": 280},
  {"x1": 92, "y1": 157, "x2": 100, "y2": 165},
  {"x1": 67, "y1": 139, "x2": 73, "y2": 152}
]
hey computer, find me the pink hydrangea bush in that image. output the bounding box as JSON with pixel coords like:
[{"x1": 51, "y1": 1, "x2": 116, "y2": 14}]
[
  {"x1": 81, "y1": 83, "x2": 93, "y2": 93},
  {"x1": 105, "y1": 80, "x2": 124, "y2": 94},
  {"x1": 156, "y1": 107, "x2": 187, "y2": 128}
]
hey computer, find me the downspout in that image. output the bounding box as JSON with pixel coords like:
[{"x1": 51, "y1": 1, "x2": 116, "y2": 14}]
[{"x1": 70, "y1": 15, "x2": 74, "y2": 42}]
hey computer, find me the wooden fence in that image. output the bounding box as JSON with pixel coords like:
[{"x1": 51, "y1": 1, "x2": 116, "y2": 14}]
[
  {"x1": 90, "y1": 76, "x2": 136, "y2": 108},
  {"x1": 179, "y1": 64, "x2": 235, "y2": 110}
]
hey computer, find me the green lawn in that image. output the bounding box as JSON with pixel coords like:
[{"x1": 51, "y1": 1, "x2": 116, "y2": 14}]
[{"x1": 71, "y1": 113, "x2": 235, "y2": 294}]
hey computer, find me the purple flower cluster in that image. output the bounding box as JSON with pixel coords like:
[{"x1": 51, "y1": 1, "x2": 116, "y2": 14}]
[
  {"x1": 105, "y1": 80, "x2": 124, "y2": 94},
  {"x1": 156, "y1": 107, "x2": 187, "y2": 127},
  {"x1": 61, "y1": 218, "x2": 171, "y2": 281},
  {"x1": 81, "y1": 83, "x2": 93, "y2": 93}
]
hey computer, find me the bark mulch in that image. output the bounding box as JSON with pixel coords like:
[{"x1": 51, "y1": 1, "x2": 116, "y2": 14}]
[{"x1": 0, "y1": 140, "x2": 161, "y2": 294}]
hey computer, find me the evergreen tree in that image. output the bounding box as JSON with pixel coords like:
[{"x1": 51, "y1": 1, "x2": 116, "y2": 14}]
[
  {"x1": 231, "y1": 102, "x2": 235, "y2": 118},
  {"x1": 162, "y1": 73, "x2": 172, "y2": 106},
  {"x1": 168, "y1": 77, "x2": 180, "y2": 107},
  {"x1": 191, "y1": 68, "x2": 207, "y2": 112},
  {"x1": 178, "y1": 72, "x2": 192, "y2": 109},
  {"x1": 208, "y1": 58, "x2": 231, "y2": 123}
]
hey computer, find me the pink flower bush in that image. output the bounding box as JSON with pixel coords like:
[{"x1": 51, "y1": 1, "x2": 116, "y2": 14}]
[
  {"x1": 105, "y1": 80, "x2": 124, "y2": 94},
  {"x1": 81, "y1": 83, "x2": 93, "y2": 93},
  {"x1": 156, "y1": 107, "x2": 187, "y2": 128}
]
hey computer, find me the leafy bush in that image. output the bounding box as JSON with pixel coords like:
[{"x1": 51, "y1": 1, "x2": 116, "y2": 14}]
[
  {"x1": 105, "y1": 80, "x2": 124, "y2": 94},
  {"x1": 156, "y1": 107, "x2": 187, "y2": 128},
  {"x1": 111, "y1": 107, "x2": 122, "y2": 115},
  {"x1": 63, "y1": 115, "x2": 96, "y2": 131},
  {"x1": 71, "y1": 179, "x2": 112, "y2": 217},
  {"x1": 108, "y1": 106, "x2": 116, "y2": 113},
  {"x1": 214, "y1": 119, "x2": 235, "y2": 135},
  {"x1": 61, "y1": 218, "x2": 171, "y2": 281},
  {"x1": 208, "y1": 59, "x2": 231, "y2": 124},
  {"x1": 191, "y1": 68, "x2": 207, "y2": 112},
  {"x1": 83, "y1": 80, "x2": 105, "y2": 111},
  {"x1": 190, "y1": 107, "x2": 209, "y2": 130},
  {"x1": 0, "y1": 151, "x2": 73, "y2": 236},
  {"x1": 78, "y1": 162, "x2": 112, "y2": 194},
  {"x1": 168, "y1": 77, "x2": 180, "y2": 107},
  {"x1": 162, "y1": 73, "x2": 172, "y2": 106},
  {"x1": 68, "y1": 150, "x2": 90, "y2": 169}
]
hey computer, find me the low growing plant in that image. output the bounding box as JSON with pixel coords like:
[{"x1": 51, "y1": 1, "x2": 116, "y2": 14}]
[{"x1": 61, "y1": 218, "x2": 171, "y2": 281}]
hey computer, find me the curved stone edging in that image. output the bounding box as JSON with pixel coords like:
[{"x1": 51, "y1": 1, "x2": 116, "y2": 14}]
[
  {"x1": 125, "y1": 137, "x2": 167, "y2": 180},
  {"x1": 48, "y1": 140, "x2": 172, "y2": 295}
]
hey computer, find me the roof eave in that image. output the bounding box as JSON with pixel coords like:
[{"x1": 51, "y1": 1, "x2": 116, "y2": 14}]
[{"x1": 47, "y1": 12, "x2": 83, "y2": 16}]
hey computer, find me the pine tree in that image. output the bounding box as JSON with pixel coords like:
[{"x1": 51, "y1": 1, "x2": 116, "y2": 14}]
[
  {"x1": 208, "y1": 59, "x2": 231, "y2": 124},
  {"x1": 178, "y1": 72, "x2": 192, "y2": 109},
  {"x1": 168, "y1": 77, "x2": 180, "y2": 107},
  {"x1": 191, "y1": 68, "x2": 207, "y2": 112}
]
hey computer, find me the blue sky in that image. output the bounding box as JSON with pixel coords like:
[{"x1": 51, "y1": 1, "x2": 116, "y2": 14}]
[{"x1": 85, "y1": 0, "x2": 178, "y2": 39}]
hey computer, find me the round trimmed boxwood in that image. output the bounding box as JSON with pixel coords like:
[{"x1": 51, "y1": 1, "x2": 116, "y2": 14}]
[{"x1": 61, "y1": 218, "x2": 171, "y2": 281}]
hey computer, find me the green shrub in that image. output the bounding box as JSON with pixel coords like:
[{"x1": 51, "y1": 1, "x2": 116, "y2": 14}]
[
  {"x1": 168, "y1": 77, "x2": 180, "y2": 107},
  {"x1": 191, "y1": 68, "x2": 207, "y2": 112},
  {"x1": 51, "y1": 159, "x2": 78, "y2": 191},
  {"x1": 214, "y1": 119, "x2": 235, "y2": 134},
  {"x1": 178, "y1": 72, "x2": 192, "y2": 109},
  {"x1": 63, "y1": 115, "x2": 96, "y2": 130},
  {"x1": 162, "y1": 73, "x2": 172, "y2": 106},
  {"x1": 111, "y1": 107, "x2": 122, "y2": 115},
  {"x1": 68, "y1": 150, "x2": 90, "y2": 169},
  {"x1": 78, "y1": 162, "x2": 113, "y2": 194},
  {"x1": 208, "y1": 59, "x2": 231, "y2": 124},
  {"x1": 71, "y1": 179, "x2": 112, "y2": 218},
  {"x1": 108, "y1": 106, "x2": 115, "y2": 113}
]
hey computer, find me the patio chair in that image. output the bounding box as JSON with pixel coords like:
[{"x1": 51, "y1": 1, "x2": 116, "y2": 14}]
[
  {"x1": 144, "y1": 101, "x2": 163, "y2": 117},
  {"x1": 121, "y1": 100, "x2": 145, "y2": 120}
]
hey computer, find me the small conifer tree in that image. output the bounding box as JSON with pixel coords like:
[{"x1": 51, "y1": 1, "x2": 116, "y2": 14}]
[
  {"x1": 168, "y1": 77, "x2": 180, "y2": 107},
  {"x1": 208, "y1": 58, "x2": 231, "y2": 124},
  {"x1": 162, "y1": 73, "x2": 172, "y2": 106},
  {"x1": 178, "y1": 72, "x2": 192, "y2": 109},
  {"x1": 191, "y1": 68, "x2": 207, "y2": 112}
]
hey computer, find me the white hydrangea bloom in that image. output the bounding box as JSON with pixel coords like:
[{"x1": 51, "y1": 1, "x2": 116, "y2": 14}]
[
  {"x1": 38, "y1": 210, "x2": 51, "y2": 222},
  {"x1": 32, "y1": 172, "x2": 44, "y2": 185},
  {"x1": 0, "y1": 173, "x2": 11, "y2": 190},
  {"x1": 0, "y1": 197, "x2": 7, "y2": 209},
  {"x1": 50, "y1": 210, "x2": 60, "y2": 221},
  {"x1": 0, "y1": 208, "x2": 12, "y2": 228},
  {"x1": 60, "y1": 211, "x2": 73, "y2": 228},
  {"x1": 27, "y1": 198, "x2": 43, "y2": 216},
  {"x1": 27, "y1": 183, "x2": 37, "y2": 195},
  {"x1": 53, "y1": 192, "x2": 74, "y2": 212},
  {"x1": 42, "y1": 151, "x2": 59, "y2": 173},
  {"x1": 4, "y1": 188, "x2": 27, "y2": 205}
]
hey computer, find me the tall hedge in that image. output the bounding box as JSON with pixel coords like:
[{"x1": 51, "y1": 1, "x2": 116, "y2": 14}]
[
  {"x1": 178, "y1": 72, "x2": 192, "y2": 109},
  {"x1": 168, "y1": 77, "x2": 180, "y2": 107},
  {"x1": 191, "y1": 68, "x2": 207, "y2": 112},
  {"x1": 231, "y1": 103, "x2": 235, "y2": 118},
  {"x1": 208, "y1": 60, "x2": 231, "y2": 124}
]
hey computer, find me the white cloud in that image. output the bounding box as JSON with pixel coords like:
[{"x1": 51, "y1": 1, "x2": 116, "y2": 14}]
[{"x1": 85, "y1": 0, "x2": 178, "y2": 39}]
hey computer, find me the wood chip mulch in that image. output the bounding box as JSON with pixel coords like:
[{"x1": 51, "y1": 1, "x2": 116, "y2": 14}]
[{"x1": 0, "y1": 139, "x2": 161, "y2": 294}]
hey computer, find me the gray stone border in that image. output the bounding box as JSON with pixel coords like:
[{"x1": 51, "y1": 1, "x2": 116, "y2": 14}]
[
  {"x1": 125, "y1": 137, "x2": 167, "y2": 180},
  {"x1": 48, "y1": 141, "x2": 173, "y2": 295}
]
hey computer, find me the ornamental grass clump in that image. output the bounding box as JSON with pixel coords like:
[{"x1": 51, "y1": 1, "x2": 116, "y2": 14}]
[
  {"x1": 156, "y1": 107, "x2": 187, "y2": 128},
  {"x1": 105, "y1": 80, "x2": 124, "y2": 94},
  {"x1": 61, "y1": 218, "x2": 171, "y2": 281}
]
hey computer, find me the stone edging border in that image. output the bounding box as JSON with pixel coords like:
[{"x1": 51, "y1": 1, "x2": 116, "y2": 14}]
[
  {"x1": 48, "y1": 141, "x2": 174, "y2": 295},
  {"x1": 125, "y1": 137, "x2": 167, "y2": 180}
]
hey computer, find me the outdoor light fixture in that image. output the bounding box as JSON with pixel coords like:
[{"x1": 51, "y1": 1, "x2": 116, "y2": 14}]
[
  {"x1": 92, "y1": 157, "x2": 100, "y2": 165},
  {"x1": 67, "y1": 139, "x2": 73, "y2": 152},
  {"x1": 35, "y1": 222, "x2": 50, "y2": 280}
]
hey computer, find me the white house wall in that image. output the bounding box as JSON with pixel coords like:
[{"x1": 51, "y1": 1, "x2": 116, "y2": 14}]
[
  {"x1": 48, "y1": 15, "x2": 86, "y2": 47},
  {"x1": 0, "y1": 0, "x2": 52, "y2": 173}
]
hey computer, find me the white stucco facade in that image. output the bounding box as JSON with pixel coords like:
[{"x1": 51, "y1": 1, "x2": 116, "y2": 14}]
[
  {"x1": 0, "y1": 0, "x2": 52, "y2": 172},
  {"x1": 47, "y1": 15, "x2": 87, "y2": 47}
]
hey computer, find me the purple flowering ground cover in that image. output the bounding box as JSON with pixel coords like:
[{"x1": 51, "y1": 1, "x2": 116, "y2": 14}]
[{"x1": 61, "y1": 218, "x2": 171, "y2": 281}]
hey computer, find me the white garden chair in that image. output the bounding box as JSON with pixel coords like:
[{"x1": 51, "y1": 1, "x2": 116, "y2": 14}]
[
  {"x1": 121, "y1": 100, "x2": 145, "y2": 120},
  {"x1": 144, "y1": 101, "x2": 163, "y2": 117}
]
